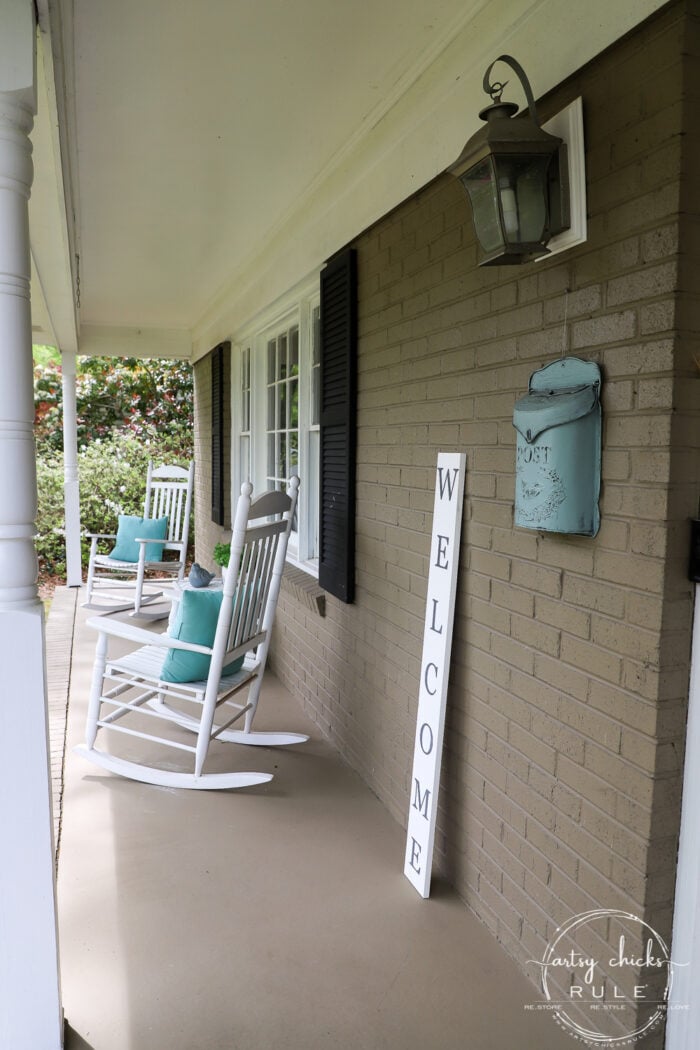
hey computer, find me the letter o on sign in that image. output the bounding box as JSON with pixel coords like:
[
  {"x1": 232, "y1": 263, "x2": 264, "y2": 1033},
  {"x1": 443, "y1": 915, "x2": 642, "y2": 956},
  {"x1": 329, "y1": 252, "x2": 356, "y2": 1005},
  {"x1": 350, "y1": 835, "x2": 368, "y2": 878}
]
[{"x1": 419, "y1": 722, "x2": 434, "y2": 756}]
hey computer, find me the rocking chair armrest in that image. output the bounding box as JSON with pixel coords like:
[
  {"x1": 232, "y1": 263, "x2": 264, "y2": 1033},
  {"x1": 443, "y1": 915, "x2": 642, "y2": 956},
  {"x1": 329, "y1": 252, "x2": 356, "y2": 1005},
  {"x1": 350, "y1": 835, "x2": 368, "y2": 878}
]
[
  {"x1": 134, "y1": 536, "x2": 169, "y2": 547},
  {"x1": 85, "y1": 532, "x2": 117, "y2": 541},
  {"x1": 86, "y1": 615, "x2": 214, "y2": 656}
]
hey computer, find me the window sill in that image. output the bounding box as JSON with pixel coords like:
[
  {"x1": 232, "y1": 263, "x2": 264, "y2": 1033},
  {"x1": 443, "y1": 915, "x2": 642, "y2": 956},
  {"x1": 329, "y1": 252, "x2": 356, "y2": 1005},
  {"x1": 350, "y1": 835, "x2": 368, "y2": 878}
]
[{"x1": 281, "y1": 565, "x2": 326, "y2": 617}]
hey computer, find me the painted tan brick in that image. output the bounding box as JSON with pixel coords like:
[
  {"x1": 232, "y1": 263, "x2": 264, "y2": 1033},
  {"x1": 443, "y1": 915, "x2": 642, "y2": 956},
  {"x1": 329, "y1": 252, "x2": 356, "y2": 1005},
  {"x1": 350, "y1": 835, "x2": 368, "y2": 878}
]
[
  {"x1": 538, "y1": 543, "x2": 595, "y2": 576},
  {"x1": 490, "y1": 527, "x2": 537, "y2": 559},
  {"x1": 510, "y1": 561, "x2": 562, "y2": 598},
  {"x1": 552, "y1": 783, "x2": 583, "y2": 822},
  {"x1": 490, "y1": 633, "x2": 535, "y2": 675},
  {"x1": 496, "y1": 301, "x2": 543, "y2": 336},
  {"x1": 571, "y1": 310, "x2": 637, "y2": 349},
  {"x1": 544, "y1": 284, "x2": 602, "y2": 324},
  {"x1": 639, "y1": 299, "x2": 675, "y2": 333},
  {"x1": 602, "y1": 339, "x2": 674, "y2": 375},
  {"x1": 606, "y1": 261, "x2": 678, "y2": 306},
  {"x1": 491, "y1": 579, "x2": 534, "y2": 617},
  {"x1": 262, "y1": 5, "x2": 696, "y2": 1006},
  {"x1": 637, "y1": 376, "x2": 675, "y2": 409},
  {"x1": 591, "y1": 616, "x2": 660, "y2": 663},
  {"x1": 529, "y1": 711, "x2": 585, "y2": 764},
  {"x1": 602, "y1": 483, "x2": 669, "y2": 520},
  {"x1": 602, "y1": 380, "x2": 635, "y2": 412},
  {"x1": 594, "y1": 550, "x2": 665, "y2": 592},
  {"x1": 510, "y1": 613, "x2": 561, "y2": 658},
  {"x1": 584, "y1": 742, "x2": 655, "y2": 806},
  {"x1": 562, "y1": 574, "x2": 625, "y2": 617},
  {"x1": 560, "y1": 634, "x2": 623, "y2": 685},
  {"x1": 535, "y1": 595, "x2": 591, "y2": 638},
  {"x1": 534, "y1": 653, "x2": 589, "y2": 703},
  {"x1": 525, "y1": 819, "x2": 579, "y2": 880},
  {"x1": 469, "y1": 548, "x2": 511, "y2": 581},
  {"x1": 554, "y1": 814, "x2": 614, "y2": 877},
  {"x1": 556, "y1": 694, "x2": 622, "y2": 753},
  {"x1": 557, "y1": 754, "x2": 617, "y2": 817},
  {"x1": 508, "y1": 668, "x2": 560, "y2": 715},
  {"x1": 630, "y1": 522, "x2": 667, "y2": 558}
]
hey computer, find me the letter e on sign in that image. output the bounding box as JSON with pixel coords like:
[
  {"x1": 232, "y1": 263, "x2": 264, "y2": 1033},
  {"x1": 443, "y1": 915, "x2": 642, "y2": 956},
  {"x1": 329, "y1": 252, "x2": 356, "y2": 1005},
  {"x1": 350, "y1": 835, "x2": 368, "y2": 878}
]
[{"x1": 404, "y1": 452, "x2": 466, "y2": 898}]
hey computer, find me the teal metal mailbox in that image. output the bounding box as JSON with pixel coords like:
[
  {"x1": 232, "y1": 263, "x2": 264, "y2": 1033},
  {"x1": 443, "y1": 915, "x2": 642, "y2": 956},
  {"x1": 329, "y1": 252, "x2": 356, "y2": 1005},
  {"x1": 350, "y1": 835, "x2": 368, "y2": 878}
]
[{"x1": 512, "y1": 357, "x2": 601, "y2": 536}]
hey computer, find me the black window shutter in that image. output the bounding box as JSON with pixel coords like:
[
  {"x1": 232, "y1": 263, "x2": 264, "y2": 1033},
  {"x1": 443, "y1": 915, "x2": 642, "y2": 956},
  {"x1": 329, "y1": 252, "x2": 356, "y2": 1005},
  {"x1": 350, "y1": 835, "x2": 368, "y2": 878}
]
[
  {"x1": 211, "y1": 342, "x2": 228, "y2": 525},
  {"x1": 319, "y1": 248, "x2": 357, "y2": 603}
]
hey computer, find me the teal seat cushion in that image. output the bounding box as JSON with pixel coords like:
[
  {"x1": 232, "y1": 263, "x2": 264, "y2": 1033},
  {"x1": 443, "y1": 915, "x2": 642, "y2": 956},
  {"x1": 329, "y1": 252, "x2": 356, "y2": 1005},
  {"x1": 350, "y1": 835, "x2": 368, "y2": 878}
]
[
  {"x1": 109, "y1": 515, "x2": 169, "y2": 563},
  {"x1": 160, "y1": 588, "x2": 246, "y2": 684}
]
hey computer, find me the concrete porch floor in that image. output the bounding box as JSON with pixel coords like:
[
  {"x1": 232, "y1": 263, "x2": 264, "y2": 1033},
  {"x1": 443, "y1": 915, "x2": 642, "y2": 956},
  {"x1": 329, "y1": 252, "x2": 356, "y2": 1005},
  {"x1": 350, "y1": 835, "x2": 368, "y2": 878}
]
[{"x1": 49, "y1": 587, "x2": 571, "y2": 1050}]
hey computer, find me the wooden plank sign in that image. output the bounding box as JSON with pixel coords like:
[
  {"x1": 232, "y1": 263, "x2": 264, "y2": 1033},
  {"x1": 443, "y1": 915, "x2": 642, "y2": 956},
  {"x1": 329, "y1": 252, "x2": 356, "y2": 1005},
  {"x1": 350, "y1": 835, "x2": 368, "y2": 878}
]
[{"x1": 404, "y1": 452, "x2": 466, "y2": 898}]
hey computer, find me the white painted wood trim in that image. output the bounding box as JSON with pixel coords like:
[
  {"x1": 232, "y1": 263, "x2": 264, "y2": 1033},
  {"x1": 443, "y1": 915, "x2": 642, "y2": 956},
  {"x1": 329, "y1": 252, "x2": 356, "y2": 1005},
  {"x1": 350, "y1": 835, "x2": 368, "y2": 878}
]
[
  {"x1": 0, "y1": 5, "x2": 63, "y2": 1045},
  {"x1": 61, "y1": 350, "x2": 82, "y2": 587},
  {"x1": 404, "y1": 452, "x2": 466, "y2": 898},
  {"x1": 665, "y1": 585, "x2": 700, "y2": 1050},
  {"x1": 540, "y1": 97, "x2": 587, "y2": 258}
]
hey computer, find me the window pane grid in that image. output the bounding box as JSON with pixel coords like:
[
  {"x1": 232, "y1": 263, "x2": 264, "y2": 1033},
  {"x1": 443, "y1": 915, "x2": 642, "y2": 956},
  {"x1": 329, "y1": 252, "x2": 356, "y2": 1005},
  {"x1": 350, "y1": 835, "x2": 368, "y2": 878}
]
[
  {"x1": 311, "y1": 305, "x2": 321, "y2": 428},
  {"x1": 266, "y1": 326, "x2": 299, "y2": 519},
  {"x1": 240, "y1": 347, "x2": 251, "y2": 481}
]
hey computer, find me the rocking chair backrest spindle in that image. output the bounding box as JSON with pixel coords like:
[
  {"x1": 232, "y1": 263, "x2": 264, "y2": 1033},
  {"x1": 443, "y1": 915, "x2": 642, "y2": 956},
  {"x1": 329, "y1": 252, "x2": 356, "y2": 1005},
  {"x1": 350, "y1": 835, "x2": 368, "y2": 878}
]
[
  {"x1": 145, "y1": 462, "x2": 194, "y2": 552},
  {"x1": 210, "y1": 482, "x2": 296, "y2": 681}
]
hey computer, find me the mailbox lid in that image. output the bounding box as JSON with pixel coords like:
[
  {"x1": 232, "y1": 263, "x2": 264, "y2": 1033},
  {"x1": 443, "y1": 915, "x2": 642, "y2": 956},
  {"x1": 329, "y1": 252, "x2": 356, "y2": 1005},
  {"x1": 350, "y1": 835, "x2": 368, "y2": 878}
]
[{"x1": 513, "y1": 384, "x2": 598, "y2": 444}]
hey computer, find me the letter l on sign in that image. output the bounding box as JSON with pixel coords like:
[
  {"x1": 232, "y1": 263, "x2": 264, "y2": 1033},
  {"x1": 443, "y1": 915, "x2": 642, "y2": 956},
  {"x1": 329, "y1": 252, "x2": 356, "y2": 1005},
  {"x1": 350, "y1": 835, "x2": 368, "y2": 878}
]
[{"x1": 404, "y1": 451, "x2": 466, "y2": 897}]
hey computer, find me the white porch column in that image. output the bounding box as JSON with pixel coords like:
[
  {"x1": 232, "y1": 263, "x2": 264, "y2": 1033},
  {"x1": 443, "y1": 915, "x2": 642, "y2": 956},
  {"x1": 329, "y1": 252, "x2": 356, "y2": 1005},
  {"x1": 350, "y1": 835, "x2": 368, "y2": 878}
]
[
  {"x1": 0, "y1": 3, "x2": 63, "y2": 1048},
  {"x1": 61, "y1": 350, "x2": 82, "y2": 586},
  {"x1": 666, "y1": 585, "x2": 700, "y2": 1050}
]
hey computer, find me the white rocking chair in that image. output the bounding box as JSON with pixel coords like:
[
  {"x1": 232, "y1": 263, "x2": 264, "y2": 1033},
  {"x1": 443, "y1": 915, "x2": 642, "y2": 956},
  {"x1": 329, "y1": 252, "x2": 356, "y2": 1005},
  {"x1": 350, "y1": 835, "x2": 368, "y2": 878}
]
[
  {"x1": 83, "y1": 460, "x2": 194, "y2": 616},
  {"x1": 75, "y1": 477, "x2": 306, "y2": 790}
]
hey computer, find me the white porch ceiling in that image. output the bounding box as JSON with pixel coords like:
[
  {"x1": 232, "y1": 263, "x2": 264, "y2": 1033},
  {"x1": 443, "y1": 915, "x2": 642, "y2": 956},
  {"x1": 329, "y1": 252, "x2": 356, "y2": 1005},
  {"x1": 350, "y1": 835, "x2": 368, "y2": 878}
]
[
  {"x1": 31, "y1": 0, "x2": 668, "y2": 360},
  {"x1": 39, "y1": 0, "x2": 471, "y2": 349}
]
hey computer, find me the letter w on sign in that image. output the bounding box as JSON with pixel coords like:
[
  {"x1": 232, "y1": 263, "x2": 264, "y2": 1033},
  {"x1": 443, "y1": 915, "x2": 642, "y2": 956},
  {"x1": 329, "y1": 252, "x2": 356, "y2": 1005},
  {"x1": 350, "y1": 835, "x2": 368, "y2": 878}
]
[{"x1": 404, "y1": 452, "x2": 466, "y2": 898}]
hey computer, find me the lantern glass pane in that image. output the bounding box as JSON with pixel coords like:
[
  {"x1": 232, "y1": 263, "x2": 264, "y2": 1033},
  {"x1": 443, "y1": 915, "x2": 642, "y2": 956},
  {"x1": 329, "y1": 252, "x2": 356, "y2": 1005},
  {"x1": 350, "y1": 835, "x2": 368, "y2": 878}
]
[
  {"x1": 515, "y1": 156, "x2": 551, "y2": 244},
  {"x1": 491, "y1": 155, "x2": 550, "y2": 246},
  {"x1": 461, "y1": 157, "x2": 504, "y2": 255}
]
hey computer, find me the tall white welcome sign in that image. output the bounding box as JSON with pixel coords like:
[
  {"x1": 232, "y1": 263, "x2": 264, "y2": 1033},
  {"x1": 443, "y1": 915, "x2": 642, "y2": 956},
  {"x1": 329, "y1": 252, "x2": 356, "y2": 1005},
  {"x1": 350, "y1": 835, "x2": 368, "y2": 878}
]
[{"x1": 404, "y1": 452, "x2": 466, "y2": 898}]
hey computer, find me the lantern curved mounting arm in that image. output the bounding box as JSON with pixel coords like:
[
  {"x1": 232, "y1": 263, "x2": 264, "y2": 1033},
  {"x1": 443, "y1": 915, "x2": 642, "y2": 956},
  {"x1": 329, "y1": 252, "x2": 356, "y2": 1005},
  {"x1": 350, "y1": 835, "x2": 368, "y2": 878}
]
[{"x1": 483, "y1": 54, "x2": 540, "y2": 126}]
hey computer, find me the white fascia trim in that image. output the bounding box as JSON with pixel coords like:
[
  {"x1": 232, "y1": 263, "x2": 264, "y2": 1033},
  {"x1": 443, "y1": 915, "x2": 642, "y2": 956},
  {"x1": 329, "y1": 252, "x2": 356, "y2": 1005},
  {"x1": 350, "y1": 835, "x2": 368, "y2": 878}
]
[
  {"x1": 192, "y1": 0, "x2": 667, "y2": 353},
  {"x1": 194, "y1": 268, "x2": 320, "y2": 364},
  {"x1": 30, "y1": 28, "x2": 79, "y2": 352}
]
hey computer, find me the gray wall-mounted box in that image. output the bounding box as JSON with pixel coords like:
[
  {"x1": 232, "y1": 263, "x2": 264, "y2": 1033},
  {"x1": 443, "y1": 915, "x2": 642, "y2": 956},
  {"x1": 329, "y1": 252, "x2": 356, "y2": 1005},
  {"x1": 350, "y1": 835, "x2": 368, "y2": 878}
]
[{"x1": 512, "y1": 357, "x2": 601, "y2": 536}]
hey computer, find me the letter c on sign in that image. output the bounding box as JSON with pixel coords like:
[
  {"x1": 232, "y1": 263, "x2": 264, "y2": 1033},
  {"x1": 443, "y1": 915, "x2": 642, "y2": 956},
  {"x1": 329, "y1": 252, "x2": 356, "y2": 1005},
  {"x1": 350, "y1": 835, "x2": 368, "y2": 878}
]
[{"x1": 424, "y1": 662, "x2": 438, "y2": 696}]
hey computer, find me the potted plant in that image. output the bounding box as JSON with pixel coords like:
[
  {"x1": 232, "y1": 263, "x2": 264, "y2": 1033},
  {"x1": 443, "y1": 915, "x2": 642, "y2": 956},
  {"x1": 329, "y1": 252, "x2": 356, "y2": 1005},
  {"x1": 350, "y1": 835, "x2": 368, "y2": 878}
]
[{"x1": 213, "y1": 542, "x2": 231, "y2": 581}]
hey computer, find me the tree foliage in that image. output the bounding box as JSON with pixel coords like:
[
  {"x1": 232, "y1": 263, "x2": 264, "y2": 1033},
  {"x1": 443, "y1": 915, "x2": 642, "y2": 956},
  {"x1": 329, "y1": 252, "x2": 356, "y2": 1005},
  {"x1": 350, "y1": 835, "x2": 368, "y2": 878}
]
[
  {"x1": 34, "y1": 355, "x2": 194, "y2": 456},
  {"x1": 34, "y1": 355, "x2": 194, "y2": 578}
]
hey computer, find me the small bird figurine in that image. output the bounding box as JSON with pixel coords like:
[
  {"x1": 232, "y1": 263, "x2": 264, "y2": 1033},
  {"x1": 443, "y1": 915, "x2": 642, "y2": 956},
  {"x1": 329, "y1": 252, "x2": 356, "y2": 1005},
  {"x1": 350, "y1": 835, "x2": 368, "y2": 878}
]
[{"x1": 188, "y1": 562, "x2": 215, "y2": 588}]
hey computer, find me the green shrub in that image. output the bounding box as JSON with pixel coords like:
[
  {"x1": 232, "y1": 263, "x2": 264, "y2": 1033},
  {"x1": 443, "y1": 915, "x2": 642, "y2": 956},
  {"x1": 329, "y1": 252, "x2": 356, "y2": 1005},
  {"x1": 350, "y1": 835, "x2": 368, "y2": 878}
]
[
  {"x1": 34, "y1": 354, "x2": 194, "y2": 580},
  {"x1": 36, "y1": 432, "x2": 194, "y2": 577}
]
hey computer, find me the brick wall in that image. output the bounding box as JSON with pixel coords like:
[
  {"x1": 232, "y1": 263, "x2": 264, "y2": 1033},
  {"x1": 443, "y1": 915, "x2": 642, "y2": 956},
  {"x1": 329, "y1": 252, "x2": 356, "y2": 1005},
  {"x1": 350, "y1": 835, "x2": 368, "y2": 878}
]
[
  {"x1": 268, "y1": 1, "x2": 699, "y2": 1015},
  {"x1": 193, "y1": 349, "x2": 232, "y2": 565}
]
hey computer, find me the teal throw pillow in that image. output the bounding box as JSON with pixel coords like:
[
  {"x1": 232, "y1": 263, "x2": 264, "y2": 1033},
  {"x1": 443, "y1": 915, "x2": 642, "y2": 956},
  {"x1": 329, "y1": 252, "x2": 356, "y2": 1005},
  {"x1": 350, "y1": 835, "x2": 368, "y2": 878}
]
[
  {"x1": 109, "y1": 515, "x2": 169, "y2": 563},
  {"x1": 160, "y1": 588, "x2": 245, "y2": 684}
]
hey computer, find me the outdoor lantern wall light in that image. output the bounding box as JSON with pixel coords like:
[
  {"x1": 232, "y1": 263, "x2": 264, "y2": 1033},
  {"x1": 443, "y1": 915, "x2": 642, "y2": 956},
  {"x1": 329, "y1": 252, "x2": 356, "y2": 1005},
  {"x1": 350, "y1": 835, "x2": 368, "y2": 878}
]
[{"x1": 448, "y1": 54, "x2": 571, "y2": 265}]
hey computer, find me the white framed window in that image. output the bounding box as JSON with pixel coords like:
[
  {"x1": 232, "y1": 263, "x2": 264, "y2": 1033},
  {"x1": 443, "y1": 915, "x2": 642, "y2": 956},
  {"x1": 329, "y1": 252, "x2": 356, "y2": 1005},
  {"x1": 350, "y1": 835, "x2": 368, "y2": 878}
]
[
  {"x1": 239, "y1": 346, "x2": 252, "y2": 485},
  {"x1": 232, "y1": 278, "x2": 320, "y2": 574}
]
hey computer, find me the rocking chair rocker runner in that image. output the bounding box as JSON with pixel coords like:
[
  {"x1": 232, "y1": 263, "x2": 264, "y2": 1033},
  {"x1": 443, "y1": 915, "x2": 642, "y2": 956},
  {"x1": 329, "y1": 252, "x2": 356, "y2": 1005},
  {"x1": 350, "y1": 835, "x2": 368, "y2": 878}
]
[
  {"x1": 83, "y1": 461, "x2": 195, "y2": 616},
  {"x1": 75, "y1": 476, "x2": 305, "y2": 790}
]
